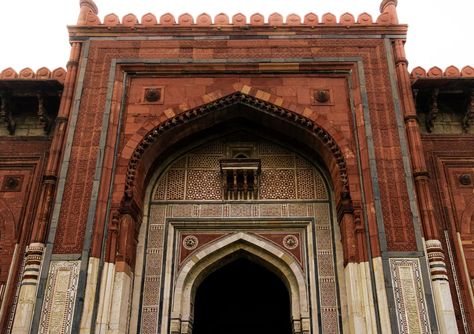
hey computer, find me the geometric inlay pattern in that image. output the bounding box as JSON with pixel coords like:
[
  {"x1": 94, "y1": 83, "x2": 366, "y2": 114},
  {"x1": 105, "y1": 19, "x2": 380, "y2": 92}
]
[
  {"x1": 152, "y1": 135, "x2": 328, "y2": 201},
  {"x1": 314, "y1": 203, "x2": 340, "y2": 333}
]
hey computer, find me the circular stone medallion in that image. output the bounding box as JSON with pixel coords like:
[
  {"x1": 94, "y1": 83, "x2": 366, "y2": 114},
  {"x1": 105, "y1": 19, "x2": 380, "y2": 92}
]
[
  {"x1": 183, "y1": 235, "x2": 199, "y2": 250},
  {"x1": 283, "y1": 235, "x2": 299, "y2": 250}
]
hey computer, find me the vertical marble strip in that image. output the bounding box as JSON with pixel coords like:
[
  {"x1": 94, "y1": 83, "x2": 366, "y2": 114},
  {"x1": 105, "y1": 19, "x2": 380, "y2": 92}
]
[
  {"x1": 129, "y1": 220, "x2": 147, "y2": 334},
  {"x1": 372, "y1": 257, "x2": 391, "y2": 334},
  {"x1": 389, "y1": 258, "x2": 431, "y2": 334},
  {"x1": 95, "y1": 261, "x2": 115, "y2": 334},
  {"x1": 0, "y1": 284, "x2": 4, "y2": 305},
  {"x1": 79, "y1": 257, "x2": 100, "y2": 333},
  {"x1": 141, "y1": 205, "x2": 166, "y2": 334},
  {"x1": 456, "y1": 232, "x2": 474, "y2": 309},
  {"x1": 314, "y1": 203, "x2": 340, "y2": 333},
  {"x1": 108, "y1": 271, "x2": 133, "y2": 333},
  {"x1": 39, "y1": 261, "x2": 80, "y2": 334},
  {"x1": 444, "y1": 231, "x2": 470, "y2": 333},
  {"x1": 344, "y1": 263, "x2": 368, "y2": 333}
]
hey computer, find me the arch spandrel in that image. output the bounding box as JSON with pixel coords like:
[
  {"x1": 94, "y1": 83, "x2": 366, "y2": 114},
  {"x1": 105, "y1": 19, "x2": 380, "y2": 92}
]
[{"x1": 116, "y1": 89, "x2": 356, "y2": 217}]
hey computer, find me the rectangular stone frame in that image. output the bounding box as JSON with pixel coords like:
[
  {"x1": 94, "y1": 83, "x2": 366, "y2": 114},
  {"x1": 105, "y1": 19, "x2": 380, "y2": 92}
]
[{"x1": 31, "y1": 53, "x2": 438, "y2": 333}]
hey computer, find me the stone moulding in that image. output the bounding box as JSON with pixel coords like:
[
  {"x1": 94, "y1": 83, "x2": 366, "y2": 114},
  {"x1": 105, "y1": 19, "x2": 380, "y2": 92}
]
[{"x1": 124, "y1": 91, "x2": 350, "y2": 206}]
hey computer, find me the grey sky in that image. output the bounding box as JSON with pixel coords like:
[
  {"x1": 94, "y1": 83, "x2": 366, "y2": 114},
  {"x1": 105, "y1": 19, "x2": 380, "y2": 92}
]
[{"x1": 0, "y1": 0, "x2": 472, "y2": 71}]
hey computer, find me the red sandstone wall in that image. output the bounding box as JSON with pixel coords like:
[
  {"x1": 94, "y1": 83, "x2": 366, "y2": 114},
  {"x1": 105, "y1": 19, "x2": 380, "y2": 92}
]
[
  {"x1": 51, "y1": 36, "x2": 417, "y2": 257},
  {"x1": 0, "y1": 138, "x2": 50, "y2": 328},
  {"x1": 422, "y1": 135, "x2": 474, "y2": 330}
]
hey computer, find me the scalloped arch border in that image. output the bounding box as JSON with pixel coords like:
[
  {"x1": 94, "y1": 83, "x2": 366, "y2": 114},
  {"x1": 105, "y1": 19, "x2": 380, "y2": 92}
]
[{"x1": 123, "y1": 90, "x2": 351, "y2": 203}]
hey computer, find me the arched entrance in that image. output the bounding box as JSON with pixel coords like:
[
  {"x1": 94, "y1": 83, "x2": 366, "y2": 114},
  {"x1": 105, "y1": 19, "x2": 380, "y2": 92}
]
[
  {"x1": 193, "y1": 257, "x2": 292, "y2": 334},
  {"x1": 170, "y1": 232, "x2": 310, "y2": 334},
  {"x1": 132, "y1": 131, "x2": 345, "y2": 334}
]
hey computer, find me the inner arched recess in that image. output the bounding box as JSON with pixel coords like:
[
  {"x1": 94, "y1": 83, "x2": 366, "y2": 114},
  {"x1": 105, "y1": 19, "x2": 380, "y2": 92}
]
[
  {"x1": 193, "y1": 256, "x2": 292, "y2": 334},
  {"x1": 127, "y1": 102, "x2": 348, "y2": 212}
]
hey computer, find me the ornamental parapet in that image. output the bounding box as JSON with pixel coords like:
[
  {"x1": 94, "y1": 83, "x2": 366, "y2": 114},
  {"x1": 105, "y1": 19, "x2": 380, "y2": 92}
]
[
  {"x1": 74, "y1": 0, "x2": 403, "y2": 29},
  {"x1": 0, "y1": 67, "x2": 65, "y2": 136},
  {"x1": 74, "y1": 11, "x2": 405, "y2": 27},
  {"x1": 411, "y1": 65, "x2": 474, "y2": 134}
]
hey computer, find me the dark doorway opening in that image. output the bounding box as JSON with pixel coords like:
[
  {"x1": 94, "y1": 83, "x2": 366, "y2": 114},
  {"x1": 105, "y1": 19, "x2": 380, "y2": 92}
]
[{"x1": 193, "y1": 257, "x2": 292, "y2": 334}]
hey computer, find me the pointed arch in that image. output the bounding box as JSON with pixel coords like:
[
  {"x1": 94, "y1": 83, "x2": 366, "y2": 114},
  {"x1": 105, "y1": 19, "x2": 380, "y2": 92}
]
[
  {"x1": 170, "y1": 232, "x2": 310, "y2": 334},
  {"x1": 118, "y1": 89, "x2": 354, "y2": 217}
]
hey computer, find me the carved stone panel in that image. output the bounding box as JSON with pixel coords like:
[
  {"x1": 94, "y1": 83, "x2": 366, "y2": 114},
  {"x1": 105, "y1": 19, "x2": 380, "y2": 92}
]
[
  {"x1": 390, "y1": 258, "x2": 431, "y2": 334},
  {"x1": 39, "y1": 261, "x2": 80, "y2": 334},
  {"x1": 152, "y1": 135, "x2": 328, "y2": 202}
]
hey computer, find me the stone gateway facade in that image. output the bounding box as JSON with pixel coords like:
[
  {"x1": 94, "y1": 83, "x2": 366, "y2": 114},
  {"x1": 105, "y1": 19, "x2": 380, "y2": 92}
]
[{"x1": 0, "y1": 0, "x2": 473, "y2": 333}]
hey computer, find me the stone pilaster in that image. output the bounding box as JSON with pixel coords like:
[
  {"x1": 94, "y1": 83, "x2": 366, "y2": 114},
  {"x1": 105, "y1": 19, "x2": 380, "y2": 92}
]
[
  {"x1": 344, "y1": 262, "x2": 378, "y2": 334},
  {"x1": 339, "y1": 210, "x2": 378, "y2": 334},
  {"x1": 425, "y1": 239, "x2": 458, "y2": 333},
  {"x1": 108, "y1": 266, "x2": 133, "y2": 334},
  {"x1": 11, "y1": 243, "x2": 44, "y2": 333},
  {"x1": 94, "y1": 262, "x2": 115, "y2": 334},
  {"x1": 391, "y1": 37, "x2": 459, "y2": 332},
  {"x1": 79, "y1": 257, "x2": 100, "y2": 333}
]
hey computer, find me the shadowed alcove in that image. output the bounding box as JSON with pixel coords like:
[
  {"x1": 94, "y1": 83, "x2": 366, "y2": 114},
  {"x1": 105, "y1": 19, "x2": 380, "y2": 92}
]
[{"x1": 193, "y1": 257, "x2": 292, "y2": 334}]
